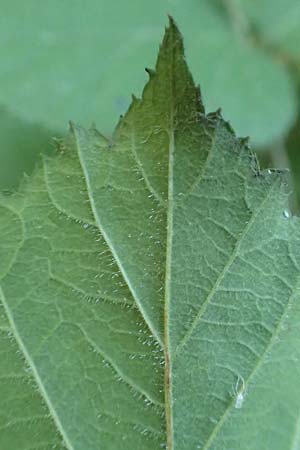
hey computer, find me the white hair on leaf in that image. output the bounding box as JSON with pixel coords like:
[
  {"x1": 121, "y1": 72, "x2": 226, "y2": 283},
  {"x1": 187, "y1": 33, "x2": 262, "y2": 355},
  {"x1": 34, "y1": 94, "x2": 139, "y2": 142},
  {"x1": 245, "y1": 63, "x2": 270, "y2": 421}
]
[{"x1": 234, "y1": 375, "x2": 246, "y2": 409}]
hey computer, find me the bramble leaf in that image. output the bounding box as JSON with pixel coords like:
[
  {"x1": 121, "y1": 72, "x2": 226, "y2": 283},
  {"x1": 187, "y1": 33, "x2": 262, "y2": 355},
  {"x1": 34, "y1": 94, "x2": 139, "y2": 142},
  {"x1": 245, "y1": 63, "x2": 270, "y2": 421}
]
[{"x1": 1, "y1": 18, "x2": 300, "y2": 450}]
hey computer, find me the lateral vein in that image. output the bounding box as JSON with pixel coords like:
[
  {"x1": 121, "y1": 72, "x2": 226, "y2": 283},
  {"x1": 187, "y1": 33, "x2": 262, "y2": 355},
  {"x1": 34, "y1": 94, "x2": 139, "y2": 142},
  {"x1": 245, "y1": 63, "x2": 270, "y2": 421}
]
[
  {"x1": 73, "y1": 130, "x2": 164, "y2": 349},
  {"x1": 0, "y1": 286, "x2": 75, "y2": 450}
]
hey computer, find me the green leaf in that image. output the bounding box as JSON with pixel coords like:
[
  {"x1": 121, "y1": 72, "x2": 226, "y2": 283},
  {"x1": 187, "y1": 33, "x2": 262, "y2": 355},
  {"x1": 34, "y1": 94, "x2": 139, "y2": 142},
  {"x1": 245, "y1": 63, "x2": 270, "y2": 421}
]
[
  {"x1": 0, "y1": 0, "x2": 296, "y2": 149},
  {"x1": 1, "y1": 18, "x2": 300, "y2": 450}
]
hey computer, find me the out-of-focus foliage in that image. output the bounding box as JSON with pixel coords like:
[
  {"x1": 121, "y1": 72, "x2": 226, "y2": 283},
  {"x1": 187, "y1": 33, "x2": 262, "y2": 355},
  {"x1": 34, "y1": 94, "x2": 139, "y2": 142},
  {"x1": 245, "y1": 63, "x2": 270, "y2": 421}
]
[
  {"x1": 286, "y1": 113, "x2": 300, "y2": 210},
  {"x1": 236, "y1": 0, "x2": 300, "y2": 61},
  {"x1": 0, "y1": 109, "x2": 57, "y2": 190},
  {"x1": 234, "y1": 0, "x2": 300, "y2": 208},
  {"x1": 0, "y1": 0, "x2": 299, "y2": 193}
]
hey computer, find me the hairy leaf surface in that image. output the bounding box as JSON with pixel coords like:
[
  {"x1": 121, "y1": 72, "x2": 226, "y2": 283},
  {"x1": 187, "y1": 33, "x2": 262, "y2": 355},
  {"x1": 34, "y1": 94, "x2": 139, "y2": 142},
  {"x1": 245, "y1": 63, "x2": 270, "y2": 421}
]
[{"x1": 1, "y1": 19, "x2": 300, "y2": 450}]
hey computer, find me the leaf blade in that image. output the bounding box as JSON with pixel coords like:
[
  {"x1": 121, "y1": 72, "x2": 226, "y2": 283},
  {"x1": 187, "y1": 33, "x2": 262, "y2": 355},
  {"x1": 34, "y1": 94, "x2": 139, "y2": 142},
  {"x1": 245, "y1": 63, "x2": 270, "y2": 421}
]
[{"x1": 0, "y1": 162, "x2": 165, "y2": 449}]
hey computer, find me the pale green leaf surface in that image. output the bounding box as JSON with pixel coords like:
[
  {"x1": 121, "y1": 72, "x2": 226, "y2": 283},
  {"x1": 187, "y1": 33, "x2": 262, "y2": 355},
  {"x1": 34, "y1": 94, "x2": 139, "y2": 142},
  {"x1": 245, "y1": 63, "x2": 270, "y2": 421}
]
[
  {"x1": 0, "y1": 160, "x2": 164, "y2": 449},
  {"x1": 1, "y1": 19, "x2": 300, "y2": 450}
]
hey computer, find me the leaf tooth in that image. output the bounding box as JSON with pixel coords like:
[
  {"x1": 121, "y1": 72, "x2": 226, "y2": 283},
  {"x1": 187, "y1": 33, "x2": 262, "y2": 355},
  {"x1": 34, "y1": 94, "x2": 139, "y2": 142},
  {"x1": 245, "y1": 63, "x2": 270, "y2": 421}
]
[{"x1": 145, "y1": 67, "x2": 156, "y2": 79}]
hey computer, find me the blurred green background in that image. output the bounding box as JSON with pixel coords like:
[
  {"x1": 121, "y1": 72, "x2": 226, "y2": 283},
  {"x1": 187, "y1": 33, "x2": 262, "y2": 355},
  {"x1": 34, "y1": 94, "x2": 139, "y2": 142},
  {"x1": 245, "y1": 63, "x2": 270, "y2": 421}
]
[{"x1": 1, "y1": 0, "x2": 299, "y2": 206}]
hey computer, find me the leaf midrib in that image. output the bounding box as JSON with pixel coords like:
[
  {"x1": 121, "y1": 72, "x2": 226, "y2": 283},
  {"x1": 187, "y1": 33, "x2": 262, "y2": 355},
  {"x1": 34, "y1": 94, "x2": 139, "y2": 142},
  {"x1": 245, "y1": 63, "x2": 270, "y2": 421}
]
[{"x1": 164, "y1": 91, "x2": 175, "y2": 450}]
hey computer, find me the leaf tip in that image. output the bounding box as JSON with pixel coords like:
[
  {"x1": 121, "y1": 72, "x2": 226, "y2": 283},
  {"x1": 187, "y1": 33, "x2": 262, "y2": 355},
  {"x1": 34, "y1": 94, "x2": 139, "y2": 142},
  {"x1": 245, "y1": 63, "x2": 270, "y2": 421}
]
[{"x1": 167, "y1": 15, "x2": 178, "y2": 29}]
